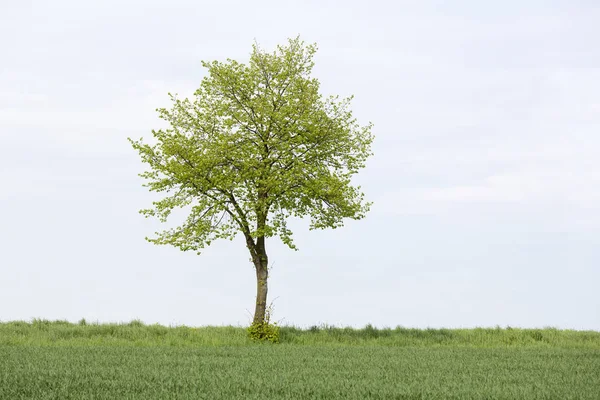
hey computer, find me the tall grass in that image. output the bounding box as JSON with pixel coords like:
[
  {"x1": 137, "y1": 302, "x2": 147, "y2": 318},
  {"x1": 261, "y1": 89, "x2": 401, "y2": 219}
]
[{"x1": 1, "y1": 320, "x2": 598, "y2": 348}]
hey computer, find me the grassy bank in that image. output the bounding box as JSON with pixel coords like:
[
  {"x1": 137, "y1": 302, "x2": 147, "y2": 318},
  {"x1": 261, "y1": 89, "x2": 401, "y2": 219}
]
[
  {"x1": 1, "y1": 321, "x2": 599, "y2": 399},
  {"x1": 1, "y1": 319, "x2": 599, "y2": 347}
]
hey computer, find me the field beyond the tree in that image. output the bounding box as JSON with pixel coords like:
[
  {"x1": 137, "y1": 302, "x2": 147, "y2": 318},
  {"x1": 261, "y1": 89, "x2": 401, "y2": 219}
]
[{"x1": 1, "y1": 320, "x2": 599, "y2": 399}]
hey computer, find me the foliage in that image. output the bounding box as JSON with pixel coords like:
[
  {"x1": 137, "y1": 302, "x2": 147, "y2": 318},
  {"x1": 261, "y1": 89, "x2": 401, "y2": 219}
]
[
  {"x1": 247, "y1": 322, "x2": 280, "y2": 344},
  {"x1": 128, "y1": 36, "x2": 373, "y2": 254},
  {"x1": 247, "y1": 304, "x2": 280, "y2": 343}
]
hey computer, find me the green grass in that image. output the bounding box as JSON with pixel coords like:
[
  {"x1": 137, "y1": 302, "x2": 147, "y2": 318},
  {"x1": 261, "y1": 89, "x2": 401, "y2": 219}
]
[{"x1": 1, "y1": 320, "x2": 599, "y2": 399}]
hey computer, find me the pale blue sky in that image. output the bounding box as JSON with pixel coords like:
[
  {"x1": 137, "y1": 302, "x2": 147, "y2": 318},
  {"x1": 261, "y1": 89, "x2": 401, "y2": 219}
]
[{"x1": 1, "y1": 0, "x2": 598, "y2": 329}]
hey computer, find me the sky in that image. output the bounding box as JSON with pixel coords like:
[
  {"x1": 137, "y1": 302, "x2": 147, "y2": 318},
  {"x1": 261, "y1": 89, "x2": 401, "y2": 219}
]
[{"x1": 1, "y1": 0, "x2": 599, "y2": 330}]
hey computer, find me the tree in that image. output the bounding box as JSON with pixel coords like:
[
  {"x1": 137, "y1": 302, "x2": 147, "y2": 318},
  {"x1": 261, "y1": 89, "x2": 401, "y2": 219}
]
[{"x1": 129, "y1": 37, "x2": 373, "y2": 332}]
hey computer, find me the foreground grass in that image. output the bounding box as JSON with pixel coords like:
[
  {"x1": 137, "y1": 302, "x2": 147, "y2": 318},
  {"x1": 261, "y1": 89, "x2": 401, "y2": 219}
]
[{"x1": 1, "y1": 321, "x2": 599, "y2": 399}]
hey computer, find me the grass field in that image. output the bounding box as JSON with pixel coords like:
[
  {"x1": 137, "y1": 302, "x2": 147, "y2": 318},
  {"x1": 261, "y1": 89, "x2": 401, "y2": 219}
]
[{"x1": 1, "y1": 320, "x2": 599, "y2": 399}]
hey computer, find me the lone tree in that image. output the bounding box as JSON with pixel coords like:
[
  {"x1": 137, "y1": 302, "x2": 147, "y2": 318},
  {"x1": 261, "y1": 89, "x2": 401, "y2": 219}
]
[{"x1": 130, "y1": 37, "x2": 373, "y2": 332}]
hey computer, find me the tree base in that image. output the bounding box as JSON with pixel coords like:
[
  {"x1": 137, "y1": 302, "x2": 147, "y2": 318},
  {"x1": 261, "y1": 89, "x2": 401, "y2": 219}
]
[{"x1": 247, "y1": 322, "x2": 280, "y2": 343}]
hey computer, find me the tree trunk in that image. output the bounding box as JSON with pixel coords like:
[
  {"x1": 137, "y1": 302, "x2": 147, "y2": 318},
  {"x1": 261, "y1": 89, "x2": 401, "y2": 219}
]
[
  {"x1": 251, "y1": 190, "x2": 270, "y2": 325},
  {"x1": 253, "y1": 256, "x2": 268, "y2": 325},
  {"x1": 246, "y1": 233, "x2": 269, "y2": 326}
]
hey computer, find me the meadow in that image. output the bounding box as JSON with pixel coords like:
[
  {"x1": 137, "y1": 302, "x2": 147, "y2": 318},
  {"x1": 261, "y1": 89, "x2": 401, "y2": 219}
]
[{"x1": 1, "y1": 320, "x2": 599, "y2": 399}]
